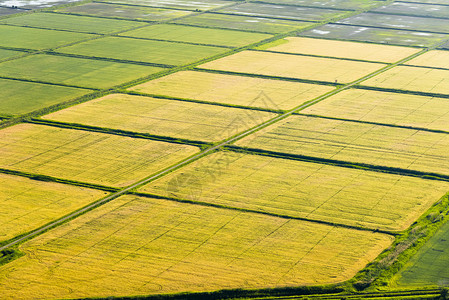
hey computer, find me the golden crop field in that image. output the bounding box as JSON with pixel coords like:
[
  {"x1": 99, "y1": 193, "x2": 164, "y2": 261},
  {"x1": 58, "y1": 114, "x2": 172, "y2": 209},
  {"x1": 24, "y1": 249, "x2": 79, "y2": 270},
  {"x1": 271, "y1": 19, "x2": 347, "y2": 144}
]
[
  {"x1": 405, "y1": 50, "x2": 449, "y2": 69},
  {"x1": 199, "y1": 51, "x2": 387, "y2": 83},
  {"x1": 363, "y1": 65, "x2": 449, "y2": 95},
  {"x1": 0, "y1": 124, "x2": 198, "y2": 187},
  {"x1": 263, "y1": 37, "x2": 419, "y2": 63},
  {"x1": 0, "y1": 173, "x2": 107, "y2": 242},
  {"x1": 129, "y1": 71, "x2": 335, "y2": 110},
  {"x1": 42, "y1": 94, "x2": 276, "y2": 142},
  {"x1": 140, "y1": 152, "x2": 449, "y2": 231},
  {"x1": 302, "y1": 89, "x2": 449, "y2": 132},
  {"x1": 235, "y1": 115, "x2": 449, "y2": 176},
  {"x1": 0, "y1": 194, "x2": 393, "y2": 299}
]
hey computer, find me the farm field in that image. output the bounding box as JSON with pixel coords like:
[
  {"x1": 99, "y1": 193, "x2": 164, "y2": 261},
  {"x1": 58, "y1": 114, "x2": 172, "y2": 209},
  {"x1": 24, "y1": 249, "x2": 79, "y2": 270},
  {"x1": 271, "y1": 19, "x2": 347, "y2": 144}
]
[
  {"x1": 234, "y1": 115, "x2": 449, "y2": 177},
  {"x1": 0, "y1": 173, "x2": 107, "y2": 243},
  {"x1": 199, "y1": 51, "x2": 386, "y2": 83},
  {"x1": 0, "y1": 0, "x2": 83, "y2": 9},
  {"x1": 0, "y1": 7, "x2": 27, "y2": 16},
  {"x1": 129, "y1": 70, "x2": 335, "y2": 110},
  {"x1": 42, "y1": 93, "x2": 276, "y2": 142},
  {"x1": 0, "y1": 25, "x2": 95, "y2": 50},
  {"x1": 0, "y1": 124, "x2": 198, "y2": 187},
  {"x1": 256, "y1": 0, "x2": 378, "y2": 10},
  {"x1": 0, "y1": 194, "x2": 393, "y2": 299},
  {"x1": 362, "y1": 65, "x2": 449, "y2": 95},
  {"x1": 0, "y1": 49, "x2": 25, "y2": 61},
  {"x1": 0, "y1": 54, "x2": 165, "y2": 89},
  {"x1": 174, "y1": 13, "x2": 314, "y2": 34},
  {"x1": 372, "y1": 2, "x2": 449, "y2": 19},
  {"x1": 58, "y1": 36, "x2": 227, "y2": 65},
  {"x1": 217, "y1": 3, "x2": 348, "y2": 21},
  {"x1": 120, "y1": 24, "x2": 272, "y2": 47},
  {"x1": 301, "y1": 89, "x2": 449, "y2": 132},
  {"x1": 0, "y1": 79, "x2": 91, "y2": 116},
  {"x1": 55, "y1": 3, "x2": 193, "y2": 21},
  {"x1": 301, "y1": 24, "x2": 448, "y2": 47},
  {"x1": 101, "y1": 0, "x2": 232, "y2": 10},
  {"x1": 141, "y1": 151, "x2": 449, "y2": 231},
  {"x1": 0, "y1": 12, "x2": 142, "y2": 34},
  {"x1": 405, "y1": 50, "x2": 449, "y2": 69},
  {"x1": 262, "y1": 37, "x2": 419, "y2": 63}
]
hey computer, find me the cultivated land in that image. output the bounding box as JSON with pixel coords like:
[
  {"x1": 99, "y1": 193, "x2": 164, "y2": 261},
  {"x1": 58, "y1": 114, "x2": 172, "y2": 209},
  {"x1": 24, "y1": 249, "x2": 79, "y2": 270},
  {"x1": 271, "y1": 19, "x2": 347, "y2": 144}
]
[
  {"x1": 262, "y1": 37, "x2": 419, "y2": 63},
  {"x1": 102, "y1": 0, "x2": 232, "y2": 10},
  {"x1": 235, "y1": 115, "x2": 449, "y2": 176},
  {"x1": 0, "y1": 124, "x2": 198, "y2": 187},
  {"x1": 120, "y1": 24, "x2": 272, "y2": 47},
  {"x1": 141, "y1": 152, "x2": 449, "y2": 231},
  {"x1": 0, "y1": 194, "x2": 393, "y2": 299},
  {"x1": 261, "y1": 0, "x2": 378, "y2": 10},
  {"x1": 372, "y1": 2, "x2": 449, "y2": 19},
  {"x1": 199, "y1": 51, "x2": 386, "y2": 83},
  {"x1": 0, "y1": 49, "x2": 24, "y2": 61},
  {"x1": 301, "y1": 89, "x2": 449, "y2": 132},
  {"x1": 0, "y1": 54, "x2": 165, "y2": 89},
  {"x1": 405, "y1": 50, "x2": 449, "y2": 69},
  {"x1": 0, "y1": 173, "x2": 107, "y2": 243},
  {"x1": 42, "y1": 94, "x2": 276, "y2": 142},
  {"x1": 0, "y1": 79, "x2": 91, "y2": 116},
  {"x1": 362, "y1": 65, "x2": 449, "y2": 95},
  {"x1": 58, "y1": 36, "x2": 227, "y2": 65},
  {"x1": 129, "y1": 70, "x2": 335, "y2": 110}
]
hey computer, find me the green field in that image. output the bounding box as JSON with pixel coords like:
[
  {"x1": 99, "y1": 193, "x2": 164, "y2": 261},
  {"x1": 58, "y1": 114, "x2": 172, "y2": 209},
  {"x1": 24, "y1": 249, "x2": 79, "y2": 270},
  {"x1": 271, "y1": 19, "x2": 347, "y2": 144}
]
[
  {"x1": 0, "y1": 49, "x2": 25, "y2": 61},
  {"x1": 0, "y1": 12, "x2": 142, "y2": 34},
  {"x1": 58, "y1": 36, "x2": 227, "y2": 65},
  {"x1": 141, "y1": 151, "x2": 449, "y2": 231},
  {"x1": 302, "y1": 89, "x2": 449, "y2": 132},
  {"x1": 174, "y1": 13, "x2": 314, "y2": 34},
  {"x1": 0, "y1": 79, "x2": 91, "y2": 116},
  {"x1": 373, "y1": 2, "x2": 449, "y2": 19},
  {"x1": 200, "y1": 51, "x2": 386, "y2": 83},
  {"x1": 0, "y1": 24, "x2": 95, "y2": 50},
  {"x1": 235, "y1": 115, "x2": 449, "y2": 177},
  {"x1": 0, "y1": 173, "x2": 107, "y2": 243},
  {"x1": 102, "y1": 0, "x2": 232, "y2": 10},
  {"x1": 42, "y1": 93, "x2": 276, "y2": 142},
  {"x1": 56, "y1": 3, "x2": 193, "y2": 21},
  {"x1": 0, "y1": 124, "x2": 198, "y2": 187},
  {"x1": 129, "y1": 70, "x2": 334, "y2": 110},
  {"x1": 120, "y1": 24, "x2": 272, "y2": 47},
  {"x1": 0, "y1": 54, "x2": 165, "y2": 89},
  {"x1": 0, "y1": 194, "x2": 393, "y2": 299}
]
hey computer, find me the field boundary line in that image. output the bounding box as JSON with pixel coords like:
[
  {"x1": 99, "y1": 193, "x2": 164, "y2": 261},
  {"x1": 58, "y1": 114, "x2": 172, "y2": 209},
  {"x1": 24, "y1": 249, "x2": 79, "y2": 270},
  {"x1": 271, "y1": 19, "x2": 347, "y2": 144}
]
[
  {"x1": 0, "y1": 75, "x2": 99, "y2": 90},
  {"x1": 331, "y1": 21, "x2": 449, "y2": 36}
]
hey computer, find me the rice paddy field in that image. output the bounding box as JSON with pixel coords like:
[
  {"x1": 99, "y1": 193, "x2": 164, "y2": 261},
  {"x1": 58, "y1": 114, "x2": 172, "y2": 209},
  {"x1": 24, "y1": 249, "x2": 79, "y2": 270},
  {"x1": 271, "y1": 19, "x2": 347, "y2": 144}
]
[{"x1": 2, "y1": 0, "x2": 449, "y2": 298}]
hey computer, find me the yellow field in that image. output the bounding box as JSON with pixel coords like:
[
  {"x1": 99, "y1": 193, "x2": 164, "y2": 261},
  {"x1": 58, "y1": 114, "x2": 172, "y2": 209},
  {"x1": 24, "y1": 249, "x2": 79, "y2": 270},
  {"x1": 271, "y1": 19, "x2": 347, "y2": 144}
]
[
  {"x1": 0, "y1": 173, "x2": 107, "y2": 242},
  {"x1": 363, "y1": 66, "x2": 449, "y2": 95},
  {"x1": 302, "y1": 89, "x2": 449, "y2": 132},
  {"x1": 42, "y1": 94, "x2": 276, "y2": 142},
  {"x1": 235, "y1": 115, "x2": 449, "y2": 177},
  {"x1": 0, "y1": 124, "x2": 198, "y2": 187},
  {"x1": 129, "y1": 71, "x2": 334, "y2": 110},
  {"x1": 264, "y1": 37, "x2": 419, "y2": 63},
  {"x1": 199, "y1": 51, "x2": 386, "y2": 83},
  {"x1": 0, "y1": 194, "x2": 393, "y2": 299},
  {"x1": 406, "y1": 50, "x2": 449, "y2": 69},
  {"x1": 141, "y1": 152, "x2": 449, "y2": 231}
]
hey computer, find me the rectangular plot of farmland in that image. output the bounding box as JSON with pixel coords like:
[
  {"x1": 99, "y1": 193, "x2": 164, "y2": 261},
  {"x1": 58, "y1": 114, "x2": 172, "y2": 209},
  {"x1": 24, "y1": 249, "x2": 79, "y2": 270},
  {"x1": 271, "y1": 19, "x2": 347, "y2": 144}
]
[
  {"x1": 337, "y1": 13, "x2": 449, "y2": 34},
  {"x1": 0, "y1": 48, "x2": 25, "y2": 61},
  {"x1": 261, "y1": 0, "x2": 378, "y2": 10},
  {"x1": 0, "y1": 25, "x2": 95, "y2": 50},
  {"x1": 0, "y1": 13, "x2": 142, "y2": 34},
  {"x1": 0, "y1": 173, "x2": 107, "y2": 243},
  {"x1": 0, "y1": 124, "x2": 198, "y2": 187},
  {"x1": 0, "y1": 7, "x2": 27, "y2": 16},
  {"x1": 58, "y1": 36, "x2": 226, "y2": 65},
  {"x1": 0, "y1": 0, "x2": 82, "y2": 9},
  {"x1": 0, "y1": 194, "x2": 393, "y2": 299},
  {"x1": 0, "y1": 54, "x2": 165, "y2": 89},
  {"x1": 199, "y1": 51, "x2": 386, "y2": 83},
  {"x1": 100, "y1": 0, "x2": 231, "y2": 10},
  {"x1": 42, "y1": 94, "x2": 276, "y2": 142},
  {"x1": 0, "y1": 79, "x2": 91, "y2": 116},
  {"x1": 174, "y1": 13, "x2": 314, "y2": 34},
  {"x1": 362, "y1": 65, "x2": 449, "y2": 95},
  {"x1": 55, "y1": 3, "x2": 193, "y2": 21},
  {"x1": 263, "y1": 37, "x2": 419, "y2": 63},
  {"x1": 129, "y1": 71, "x2": 334, "y2": 110},
  {"x1": 302, "y1": 89, "x2": 449, "y2": 132},
  {"x1": 405, "y1": 50, "x2": 449, "y2": 69},
  {"x1": 216, "y1": 3, "x2": 348, "y2": 21},
  {"x1": 373, "y1": 2, "x2": 449, "y2": 19},
  {"x1": 235, "y1": 115, "x2": 449, "y2": 177},
  {"x1": 142, "y1": 152, "x2": 449, "y2": 231},
  {"x1": 120, "y1": 24, "x2": 272, "y2": 47},
  {"x1": 301, "y1": 24, "x2": 448, "y2": 47}
]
